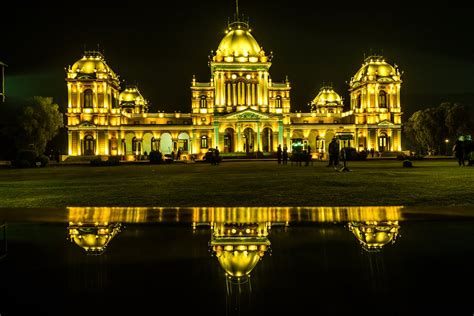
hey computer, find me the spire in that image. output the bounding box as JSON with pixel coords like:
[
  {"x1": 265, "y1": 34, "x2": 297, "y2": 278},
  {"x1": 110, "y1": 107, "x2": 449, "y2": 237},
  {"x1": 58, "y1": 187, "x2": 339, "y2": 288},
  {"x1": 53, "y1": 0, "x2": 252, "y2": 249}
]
[{"x1": 236, "y1": 0, "x2": 239, "y2": 18}]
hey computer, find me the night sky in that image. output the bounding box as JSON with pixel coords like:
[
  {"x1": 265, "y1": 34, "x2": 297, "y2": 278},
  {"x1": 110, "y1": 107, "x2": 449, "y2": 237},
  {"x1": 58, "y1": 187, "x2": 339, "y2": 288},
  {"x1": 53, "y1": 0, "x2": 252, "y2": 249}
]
[{"x1": 2, "y1": 3, "x2": 474, "y2": 116}]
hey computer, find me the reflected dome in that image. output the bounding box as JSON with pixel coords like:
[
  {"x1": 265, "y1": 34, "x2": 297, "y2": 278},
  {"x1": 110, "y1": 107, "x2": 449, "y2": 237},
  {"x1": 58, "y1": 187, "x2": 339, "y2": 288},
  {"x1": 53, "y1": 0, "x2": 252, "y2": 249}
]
[
  {"x1": 349, "y1": 220, "x2": 400, "y2": 252},
  {"x1": 213, "y1": 243, "x2": 268, "y2": 278},
  {"x1": 68, "y1": 223, "x2": 121, "y2": 255}
]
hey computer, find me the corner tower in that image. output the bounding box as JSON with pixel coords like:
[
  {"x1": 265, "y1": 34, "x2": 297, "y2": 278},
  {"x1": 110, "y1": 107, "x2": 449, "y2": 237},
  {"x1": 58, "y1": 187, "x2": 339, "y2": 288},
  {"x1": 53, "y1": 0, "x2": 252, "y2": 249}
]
[
  {"x1": 66, "y1": 51, "x2": 121, "y2": 156},
  {"x1": 349, "y1": 55, "x2": 403, "y2": 152}
]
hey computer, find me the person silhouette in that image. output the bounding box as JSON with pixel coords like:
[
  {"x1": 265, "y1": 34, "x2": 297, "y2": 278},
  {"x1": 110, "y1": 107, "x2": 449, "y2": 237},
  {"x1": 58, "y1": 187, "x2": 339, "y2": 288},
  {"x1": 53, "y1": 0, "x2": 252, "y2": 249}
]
[{"x1": 277, "y1": 145, "x2": 282, "y2": 164}]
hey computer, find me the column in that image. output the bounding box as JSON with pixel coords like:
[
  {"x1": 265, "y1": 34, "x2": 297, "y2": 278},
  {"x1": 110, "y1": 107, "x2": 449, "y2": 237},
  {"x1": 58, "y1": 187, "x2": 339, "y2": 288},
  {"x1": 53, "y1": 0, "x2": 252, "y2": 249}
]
[
  {"x1": 278, "y1": 120, "x2": 284, "y2": 148},
  {"x1": 246, "y1": 83, "x2": 251, "y2": 106},
  {"x1": 286, "y1": 129, "x2": 291, "y2": 149},
  {"x1": 263, "y1": 72, "x2": 268, "y2": 106},
  {"x1": 77, "y1": 85, "x2": 81, "y2": 108},
  {"x1": 67, "y1": 83, "x2": 72, "y2": 108},
  {"x1": 237, "y1": 124, "x2": 242, "y2": 153},
  {"x1": 105, "y1": 131, "x2": 109, "y2": 155},
  {"x1": 257, "y1": 123, "x2": 261, "y2": 152},
  {"x1": 232, "y1": 83, "x2": 237, "y2": 106},
  {"x1": 214, "y1": 122, "x2": 219, "y2": 150},
  {"x1": 78, "y1": 131, "x2": 83, "y2": 156},
  {"x1": 68, "y1": 131, "x2": 73, "y2": 155},
  {"x1": 251, "y1": 83, "x2": 256, "y2": 105},
  {"x1": 95, "y1": 130, "x2": 99, "y2": 155},
  {"x1": 227, "y1": 83, "x2": 231, "y2": 106}
]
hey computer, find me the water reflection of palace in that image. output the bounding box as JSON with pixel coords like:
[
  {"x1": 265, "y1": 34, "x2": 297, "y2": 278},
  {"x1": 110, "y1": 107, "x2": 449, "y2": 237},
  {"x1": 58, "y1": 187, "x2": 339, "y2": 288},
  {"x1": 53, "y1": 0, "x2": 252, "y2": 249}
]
[{"x1": 67, "y1": 206, "x2": 402, "y2": 255}]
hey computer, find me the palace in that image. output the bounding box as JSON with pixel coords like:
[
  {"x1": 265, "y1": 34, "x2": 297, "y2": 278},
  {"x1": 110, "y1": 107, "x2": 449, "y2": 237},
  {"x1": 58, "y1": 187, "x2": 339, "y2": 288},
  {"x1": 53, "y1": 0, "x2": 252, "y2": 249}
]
[{"x1": 65, "y1": 14, "x2": 402, "y2": 160}]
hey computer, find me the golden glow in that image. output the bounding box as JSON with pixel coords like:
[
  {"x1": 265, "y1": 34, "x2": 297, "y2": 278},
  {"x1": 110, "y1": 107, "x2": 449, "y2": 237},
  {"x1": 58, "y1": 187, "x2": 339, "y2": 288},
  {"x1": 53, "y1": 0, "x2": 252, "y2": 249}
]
[
  {"x1": 216, "y1": 29, "x2": 262, "y2": 59},
  {"x1": 348, "y1": 220, "x2": 400, "y2": 251},
  {"x1": 352, "y1": 56, "x2": 397, "y2": 83},
  {"x1": 68, "y1": 222, "x2": 121, "y2": 255}
]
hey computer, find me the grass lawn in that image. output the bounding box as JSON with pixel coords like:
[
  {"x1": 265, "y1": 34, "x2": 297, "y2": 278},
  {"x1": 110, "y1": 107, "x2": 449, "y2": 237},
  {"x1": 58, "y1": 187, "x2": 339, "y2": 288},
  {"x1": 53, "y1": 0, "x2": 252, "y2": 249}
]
[{"x1": 0, "y1": 160, "x2": 473, "y2": 207}]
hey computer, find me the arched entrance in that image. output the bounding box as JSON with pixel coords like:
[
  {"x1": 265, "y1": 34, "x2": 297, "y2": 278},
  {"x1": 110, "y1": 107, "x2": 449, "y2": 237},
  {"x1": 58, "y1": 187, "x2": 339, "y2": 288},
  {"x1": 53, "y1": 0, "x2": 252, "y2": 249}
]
[
  {"x1": 160, "y1": 133, "x2": 173, "y2": 154},
  {"x1": 151, "y1": 137, "x2": 160, "y2": 152},
  {"x1": 243, "y1": 128, "x2": 255, "y2": 153},
  {"x1": 178, "y1": 132, "x2": 190, "y2": 152},
  {"x1": 109, "y1": 137, "x2": 118, "y2": 156},
  {"x1": 124, "y1": 133, "x2": 136, "y2": 155},
  {"x1": 378, "y1": 132, "x2": 389, "y2": 152},
  {"x1": 143, "y1": 133, "x2": 154, "y2": 155},
  {"x1": 84, "y1": 134, "x2": 95, "y2": 155},
  {"x1": 224, "y1": 128, "x2": 234, "y2": 153},
  {"x1": 262, "y1": 128, "x2": 273, "y2": 152}
]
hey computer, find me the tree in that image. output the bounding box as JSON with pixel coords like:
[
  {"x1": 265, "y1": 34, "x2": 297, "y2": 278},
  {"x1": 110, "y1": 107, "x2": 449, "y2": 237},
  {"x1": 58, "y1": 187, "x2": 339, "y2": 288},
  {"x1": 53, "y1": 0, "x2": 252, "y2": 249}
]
[
  {"x1": 17, "y1": 96, "x2": 64, "y2": 155},
  {"x1": 404, "y1": 102, "x2": 473, "y2": 154}
]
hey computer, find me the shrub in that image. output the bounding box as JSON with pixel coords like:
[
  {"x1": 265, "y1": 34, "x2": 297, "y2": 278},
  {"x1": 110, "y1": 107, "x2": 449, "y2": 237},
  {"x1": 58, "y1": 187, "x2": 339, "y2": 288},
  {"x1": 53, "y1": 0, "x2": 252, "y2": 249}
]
[
  {"x1": 107, "y1": 156, "x2": 121, "y2": 166},
  {"x1": 149, "y1": 151, "x2": 163, "y2": 164},
  {"x1": 17, "y1": 150, "x2": 37, "y2": 166},
  {"x1": 403, "y1": 160, "x2": 413, "y2": 167},
  {"x1": 15, "y1": 159, "x2": 31, "y2": 168},
  {"x1": 36, "y1": 155, "x2": 49, "y2": 167},
  {"x1": 342, "y1": 148, "x2": 367, "y2": 161},
  {"x1": 90, "y1": 158, "x2": 103, "y2": 166}
]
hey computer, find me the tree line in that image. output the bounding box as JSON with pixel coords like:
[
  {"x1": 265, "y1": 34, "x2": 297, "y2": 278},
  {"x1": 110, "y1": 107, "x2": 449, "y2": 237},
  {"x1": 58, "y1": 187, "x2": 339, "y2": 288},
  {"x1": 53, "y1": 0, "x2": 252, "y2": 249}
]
[
  {"x1": 0, "y1": 96, "x2": 63, "y2": 162},
  {"x1": 404, "y1": 102, "x2": 472, "y2": 155}
]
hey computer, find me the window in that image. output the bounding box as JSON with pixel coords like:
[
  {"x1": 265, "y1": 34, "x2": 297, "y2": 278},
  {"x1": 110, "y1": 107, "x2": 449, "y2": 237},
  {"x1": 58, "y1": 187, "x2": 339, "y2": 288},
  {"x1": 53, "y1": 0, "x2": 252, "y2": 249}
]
[
  {"x1": 201, "y1": 117, "x2": 207, "y2": 122},
  {"x1": 379, "y1": 90, "x2": 387, "y2": 108},
  {"x1": 303, "y1": 120, "x2": 308, "y2": 124},
  {"x1": 200, "y1": 95, "x2": 207, "y2": 108},
  {"x1": 356, "y1": 94, "x2": 362, "y2": 108},
  {"x1": 184, "y1": 121, "x2": 189, "y2": 125},
  {"x1": 83, "y1": 89, "x2": 93, "y2": 108},
  {"x1": 167, "y1": 121, "x2": 173, "y2": 125},
  {"x1": 150, "y1": 121, "x2": 156, "y2": 124},
  {"x1": 276, "y1": 95, "x2": 282, "y2": 108},
  {"x1": 201, "y1": 136, "x2": 208, "y2": 149},
  {"x1": 134, "y1": 121, "x2": 140, "y2": 125}
]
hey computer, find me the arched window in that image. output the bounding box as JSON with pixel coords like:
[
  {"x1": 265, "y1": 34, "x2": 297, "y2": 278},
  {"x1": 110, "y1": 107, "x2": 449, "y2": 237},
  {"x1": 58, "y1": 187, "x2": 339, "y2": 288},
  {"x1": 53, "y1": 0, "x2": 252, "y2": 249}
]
[
  {"x1": 356, "y1": 94, "x2": 362, "y2": 108},
  {"x1": 276, "y1": 95, "x2": 282, "y2": 108},
  {"x1": 132, "y1": 137, "x2": 138, "y2": 152},
  {"x1": 201, "y1": 136, "x2": 208, "y2": 149},
  {"x1": 379, "y1": 90, "x2": 387, "y2": 108},
  {"x1": 84, "y1": 89, "x2": 93, "y2": 108},
  {"x1": 200, "y1": 95, "x2": 207, "y2": 108},
  {"x1": 84, "y1": 134, "x2": 95, "y2": 155}
]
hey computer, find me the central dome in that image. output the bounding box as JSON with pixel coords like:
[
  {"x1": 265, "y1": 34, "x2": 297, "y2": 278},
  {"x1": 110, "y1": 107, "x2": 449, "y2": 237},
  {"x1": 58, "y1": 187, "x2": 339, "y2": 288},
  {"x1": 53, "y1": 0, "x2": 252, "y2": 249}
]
[
  {"x1": 213, "y1": 20, "x2": 268, "y2": 63},
  {"x1": 217, "y1": 28, "x2": 261, "y2": 57}
]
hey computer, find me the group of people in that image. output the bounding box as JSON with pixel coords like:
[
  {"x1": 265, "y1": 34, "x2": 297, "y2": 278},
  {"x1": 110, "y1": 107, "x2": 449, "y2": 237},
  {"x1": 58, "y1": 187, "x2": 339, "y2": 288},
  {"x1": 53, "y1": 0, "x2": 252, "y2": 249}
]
[
  {"x1": 206, "y1": 146, "x2": 220, "y2": 165},
  {"x1": 453, "y1": 138, "x2": 473, "y2": 166},
  {"x1": 276, "y1": 144, "x2": 313, "y2": 166},
  {"x1": 276, "y1": 145, "x2": 289, "y2": 164}
]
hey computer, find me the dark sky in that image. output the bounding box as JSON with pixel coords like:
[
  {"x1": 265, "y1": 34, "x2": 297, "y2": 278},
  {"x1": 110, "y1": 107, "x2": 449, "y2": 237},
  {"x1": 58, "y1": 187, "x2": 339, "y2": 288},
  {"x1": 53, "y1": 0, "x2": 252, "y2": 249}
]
[{"x1": 3, "y1": 3, "x2": 474, "y2": 116}]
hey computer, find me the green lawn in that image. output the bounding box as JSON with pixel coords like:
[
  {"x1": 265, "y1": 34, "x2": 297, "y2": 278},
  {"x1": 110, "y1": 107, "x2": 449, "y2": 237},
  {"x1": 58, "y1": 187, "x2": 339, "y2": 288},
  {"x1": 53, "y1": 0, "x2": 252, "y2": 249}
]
[{"x1": 0, "y1": 160, "x2": 472, "y2": 207}]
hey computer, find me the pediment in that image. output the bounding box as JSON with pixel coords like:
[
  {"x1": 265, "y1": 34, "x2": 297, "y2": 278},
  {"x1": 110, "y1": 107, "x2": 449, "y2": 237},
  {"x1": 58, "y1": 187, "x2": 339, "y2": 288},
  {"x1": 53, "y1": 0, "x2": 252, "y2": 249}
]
[
  {"x1": 378, "y1": 120, "x2": 394, "y2": 127},
  {"x1": 78, "y1": 121, "x2": 97, "y2": 127},
  {"x1": 221, "y1": 109, "x2": 273, "y2": 120}
]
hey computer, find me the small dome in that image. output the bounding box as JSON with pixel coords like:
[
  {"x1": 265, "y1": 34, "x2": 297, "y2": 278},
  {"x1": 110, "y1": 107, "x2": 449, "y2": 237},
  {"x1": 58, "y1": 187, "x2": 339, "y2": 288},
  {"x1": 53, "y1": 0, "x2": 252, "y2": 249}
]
[
  {"x1": 70, "y1": 51, "x2": 118, "y2": 79},
  {"x1": 352, "y1": 55, "x2": 398, "y2": 84},
  {"x1": 119, "y1": 86, "x2": 146, "y2": 106},
  {"x1": 68, "y1": 223, "x2": 121, "y2": 255},
  {"x1": 312, "y1": 86, "x2": 343, "y2": 107},
  {"x1": 348, "y1": 221, "x2": 400, "y2": 252},
  {"x1": 213, "y1": 244, "x2": 268, "y2": 278}
]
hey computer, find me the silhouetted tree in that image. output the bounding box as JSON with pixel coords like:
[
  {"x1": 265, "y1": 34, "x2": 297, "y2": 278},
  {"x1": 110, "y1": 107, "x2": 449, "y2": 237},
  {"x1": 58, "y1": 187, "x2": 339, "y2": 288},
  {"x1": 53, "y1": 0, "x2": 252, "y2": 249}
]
[
  {"x1": 404, "y1": 102, "x2": 472, "y2": 154},
  {"x1": 0, "y1": 96, "x2": 63, "y2": 159}
]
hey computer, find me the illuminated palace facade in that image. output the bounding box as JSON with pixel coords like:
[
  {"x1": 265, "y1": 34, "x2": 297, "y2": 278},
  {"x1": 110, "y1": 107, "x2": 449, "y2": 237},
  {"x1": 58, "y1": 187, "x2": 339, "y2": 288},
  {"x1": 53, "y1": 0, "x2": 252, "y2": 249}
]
[{"x1": 65, "y1": 17, "x2": 402, "y2": 159}]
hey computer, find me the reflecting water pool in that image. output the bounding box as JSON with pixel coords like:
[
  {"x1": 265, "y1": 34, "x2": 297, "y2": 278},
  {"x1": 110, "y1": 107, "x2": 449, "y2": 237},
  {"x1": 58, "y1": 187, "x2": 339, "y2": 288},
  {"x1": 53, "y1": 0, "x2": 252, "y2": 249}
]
[{"x1": 0, "y1": 206, "x2": 473, "y2": 315}]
